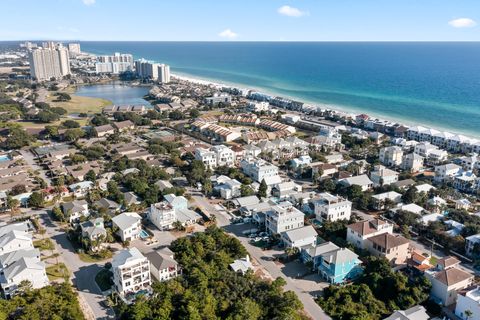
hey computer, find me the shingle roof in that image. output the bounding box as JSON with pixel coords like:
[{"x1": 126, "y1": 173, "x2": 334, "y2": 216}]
[
  {"x1": 434, "y1": 268, "x2": 473, "y2": 286},
  {"x1": 347, "y1": 219, "x2": 389, "y2": 236},
  {"x1": 367, "y1": 233, "x2": 409, "y2": 249}
]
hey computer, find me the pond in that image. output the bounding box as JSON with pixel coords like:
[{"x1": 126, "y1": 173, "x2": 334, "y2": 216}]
[{"x1": 75, "y1": 82, "x2": 152, "y2": 106}]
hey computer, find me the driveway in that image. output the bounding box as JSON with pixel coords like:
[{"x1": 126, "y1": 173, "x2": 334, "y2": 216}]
[
  {"x1": 37, "y1": 211, "x2": 115, "y2": 320},
  {"x1": 20, "y1": 150, "x2": 52, "y2": 186}
]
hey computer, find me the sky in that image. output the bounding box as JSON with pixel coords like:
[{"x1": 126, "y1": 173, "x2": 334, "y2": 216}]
[{"x1": 1, "y1": 0, "x2": 479, "y2": 41}]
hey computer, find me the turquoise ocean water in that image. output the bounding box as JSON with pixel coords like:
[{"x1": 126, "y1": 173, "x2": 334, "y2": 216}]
[{"x1": 79, "y1": 42, "x2": 480, "y2": 137}]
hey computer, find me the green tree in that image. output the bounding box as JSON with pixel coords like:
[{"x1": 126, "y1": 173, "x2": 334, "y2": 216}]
[
  {"x1": 28, "y1": 191, "x2": 44, "y2": 208},
  {"x1": 64, "y1": 128, "x2": 85, "y2": 141},
  {"x1": 258, "y1": 179, "x2": 268, "y2": 198}
]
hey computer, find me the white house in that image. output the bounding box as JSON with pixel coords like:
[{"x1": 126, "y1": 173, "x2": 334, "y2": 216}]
[
  {"x1": 0, "y1": 231, "x2": 33, "y2": 255},
  {"x1": 281, "y1": 225, "x2": 317, "y2": 249},
  {"x1": 370, "y1": 165, "x2": 399, "y2": 187},
  {"x1": 112, "y1": 212, "x2": 142, "y2": 242},
  {"x1": 265, "y1": 201, "x2": 304, "y2": 234},
  {"x1": 68, "y1": 181, "x2": 94, "y2": 198},
  {"x1": 194, "y1": 145, "x2": 235, "y2": 169},
  {"x1": 385, "y1": 306, "x2": 429, "y2": 320},
  {"x1": 61, "y1": 200, "x2": 89, "y2": 223},
  {"x1": 148, "y1": 202, "x2": 176, "y2": 230},
  {"x1": 112, "y1": 247, "x2": 151, "y2": 298},
  {"x1": 213, "y1": 176, "x2": 242, "y2": 200},
  {"x1": 434, "y1": 163, "x2": 461, "y2": 183},
  {"x1": 402, "y1": 153, "x2": 424, "y2": 172},
  {"x1": 347, "y1": 218, "x2": 393, "y2": 249},
  {"x1": 371, "y1": 191, "x2": 402, "y2": 210},
  {"x1": 230, "y1": 255, "x2": 253, "y2": 275},
  {"x1": 379, "y1": 146, "x2": 403, "y2": 167},
  {"x1": 314, "y1": 193, "x2": 352, "y2": 222},
  {"x1": 0, "y1": 257, "x2": 49, "y2": 298},
  {"x1": 455, "y1": 286, "x2": 480, "y2": 320},
  {"x1": 240, "y1": 158, "x2": 279, "y2": 183},
  {"x1": 339, "y1": 174, "x2": 373, "y2": 191}
]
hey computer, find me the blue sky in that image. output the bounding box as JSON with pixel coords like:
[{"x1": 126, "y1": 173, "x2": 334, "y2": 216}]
[{"x1": 1, "y1": 0, "x2": 479, "y2": 41}]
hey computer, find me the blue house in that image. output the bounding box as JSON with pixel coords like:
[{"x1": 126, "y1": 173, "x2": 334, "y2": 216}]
[
  {"x1": 301, "y1": 241, "x2": 362, "y2": 284},
  {"x1": 164, "y1": 194, "x2": 188, "y2": 211}
]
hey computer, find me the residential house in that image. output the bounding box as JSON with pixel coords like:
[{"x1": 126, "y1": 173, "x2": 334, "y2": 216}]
[
  {"x1": 426, "y1": 258, "x2": 474, "y2": 306},
  {"x1": 0, "y1": 256, "x2": 48, "y2": 298},
  {"x1": 281, "y1": 225, "x2": 317, "y2": 249},
  {"x1": 145, "y1": 248, "x2": 181, "y2": 282},
  {"x1": 379, "y1": 146, "x2": 403, "y2": 167},
  {"x1": 213, "y1": 176, "x2": 242, "y2": 200},
  {"x1": 113, "y1": 120, "x2": 135, "y2": 132},
  {"x1": 435, "y1": 163, "x2": 461, "y2": 183},
  {"x1": 80, "y1": 218, "x2": 107, "y2": 243},
  {"x1": 230, "y1": 255, "x2": 253, "y2": 275},
  {"x1": 112, "y1": 248, "x2": 151, "y2": 298},
  {"x1": 370, "y1": 165, "x2": 399, "y2": 187},
  {"x1": 265, "y1": 201, "x2": 304, "y2": 235},
  {"x1": 347, "y1": 218, "x2": 394, "y2": 249},
  {"x1": 314, "y1": 193, "x2": 352, "y2": 222},
  {"x1": 466, "y1": 234, "x2": 480, "y2": 257},
  {"x1": 148, "y1": 202, "x2": 176, "y2": 230},
  {"x1": 384, "y1": 306, "x2": 429, "y2": 320},
  {"x1": 455, "y1": 286, "x2": 480, "y2": 320},
  {"x1": 68, "y1": 181, "x2": 94, "y2": 198},
  {"x1": 240, "y1": 158, "x2": 280, "y2": 183},
  {"x1": 94, "y1": 198, "x2": 121, "y2": 215},
  {"x1": 402, "y1": 153, "x2": 424, "y2": 172},
  {"x1": 61, "y1": 200, "x2": 89, "y2": 223},
  {"x1": 0, "y1": 231, "x2": 33, "y2": 255},
  {"x1": 339, "y1": 174, "x2": 374, "y2": 191},
  {"x1": 371, "y1": 191, "x2": 403, "y2": 210},
  {"x1": 366, "y1": 233, "x2": 410, "y2": 265},
  {"x1": 272, "y1": 181, "x2": 302, "y2": 200},
  {"x1": 163, "y1": 194, "x2": 188, "y2": 211},
  {"x1": 94, "y1": 124, "x2": 115, "y2": 137},
  {"x1": 112, "y1": 212, "x2": 142, "y2": 242},
  {"x1": 300, "y1": 242, "x2": 362, "y2": 284}
]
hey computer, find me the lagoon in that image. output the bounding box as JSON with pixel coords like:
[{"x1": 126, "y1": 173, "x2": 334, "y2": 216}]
[{"x1": 75, "y1": 82, "x2": 151, "y2": 106}]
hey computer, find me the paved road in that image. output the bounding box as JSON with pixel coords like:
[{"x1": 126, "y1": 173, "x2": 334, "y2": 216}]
[
  {"x1": 36, "y1": 211, "x2": 114, "y2": 320},
  {"x1": 20, "y1": 150, "x2": 52, "y2": 186},
  {"x1": 191, "y1": 195, "x2": 331, "y2": 320}
]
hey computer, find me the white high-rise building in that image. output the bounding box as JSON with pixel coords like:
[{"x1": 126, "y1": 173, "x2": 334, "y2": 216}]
[
  {"x1": 158, "y1": 64, "x2": 171, "y2": 83},
  {"x1": 135, "y1": 59, "x2": 170, "y2": 82},
  {"x1": 95, "y1": 52, "x2": 134, "y2": 74},
  {"x1": 67, "y1": 43, "x2": 81, "y2": 56},
  {"x1": 29, "y1": 47, "x2": 71, "y2": 81},
  {"x1": 135, "y1": 59, "x2": 159, "y2": 80}
]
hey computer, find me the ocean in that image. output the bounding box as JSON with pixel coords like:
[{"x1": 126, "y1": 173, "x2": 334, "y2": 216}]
[{"x1": 83, "y1": 42, "x2": 480, "y2": 137}]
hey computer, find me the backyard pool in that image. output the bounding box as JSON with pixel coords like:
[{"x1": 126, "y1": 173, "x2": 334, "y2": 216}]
[
  {"x1": 139, "y1": 229, "x2": 150, "y2": 239},
  {"x1": 0, "y1": 155, "x2": 10, "y2": 162}
]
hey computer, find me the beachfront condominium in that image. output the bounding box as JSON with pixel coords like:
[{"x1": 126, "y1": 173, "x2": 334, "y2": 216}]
[
  {"x1": 29, "y1": 47, "x2": 71, "y2": 81},
  {"x1": 135, "y1": 59, "x2": 171, "y2": 83},
  {"x1": 67, "y1": 43, "x2": 81, "y2": 57},
  {"x1": 96, "y1": 52, "x2": 134, "y2": 74}
]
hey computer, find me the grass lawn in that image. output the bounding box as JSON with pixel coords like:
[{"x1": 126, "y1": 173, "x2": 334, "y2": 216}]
[
  {"x1": 95, "y1": 269, "x2": 113, "y2": 291},
  {"x1": 33, "y1": 238, "x2": 55, "y2": 251},
  {"x1": 430, "y1": 256, "x2": 438, "y2": 265},
  {"x1": 78, "y1": 250, "x2": 113, "y2": 263},
  {"x1": 46, "y1": 263, "x2": 69, "y2": 281},
  {"x1": 14, "y1": 117, "x2": 89, "y2": 128},
  {"x1": 47, "y1": 92, "x2": 111, "y2": 114}
]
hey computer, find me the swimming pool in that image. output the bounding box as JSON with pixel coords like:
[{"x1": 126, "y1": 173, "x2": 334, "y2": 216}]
[
  {"x1": 139, "y1": 229, "x2": 150, "y2": 239},
  {"x1": 0, "y1": 155, "x2": 10, "y2": 162}
]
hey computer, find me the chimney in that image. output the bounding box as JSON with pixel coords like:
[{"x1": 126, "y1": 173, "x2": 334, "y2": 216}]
[{"x1": 245, "y1": 255, "x2": 250, "y2": 263}]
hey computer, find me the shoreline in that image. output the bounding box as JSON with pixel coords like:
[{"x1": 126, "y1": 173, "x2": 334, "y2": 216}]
[
  {"x1": 79, "y1": 49, "x2": 479, "y2": 140},
  {"x1": 171, "y1": 72, "x2": 480, "y2": 141}
]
